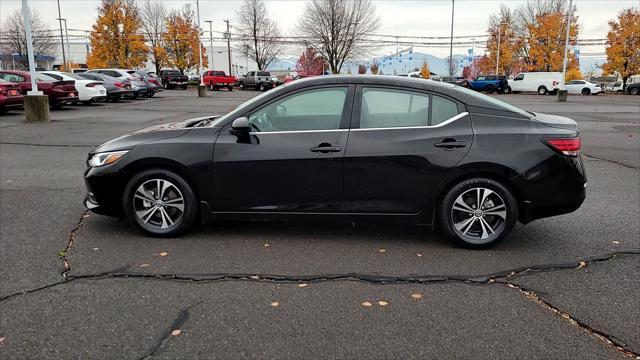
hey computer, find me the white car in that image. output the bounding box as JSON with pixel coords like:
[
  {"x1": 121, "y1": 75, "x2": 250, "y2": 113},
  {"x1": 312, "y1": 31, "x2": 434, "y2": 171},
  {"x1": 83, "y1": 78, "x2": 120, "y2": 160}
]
[
  {"x1": 564, "y1": 80, "x2": 602, "y2": 95},
  {"x1": 39, "y1": 71, "x2": 107, "y2": 104}
]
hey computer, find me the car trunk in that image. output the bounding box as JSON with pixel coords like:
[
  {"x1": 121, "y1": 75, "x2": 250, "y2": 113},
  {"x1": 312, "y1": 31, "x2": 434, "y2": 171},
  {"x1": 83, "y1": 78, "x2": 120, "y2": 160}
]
[
  {"x1": 533, "y1": 112, "x2": 578, "y2": 131},
  {"x1": 51, "y1": 80, "x2": 76, "y2": 94}
]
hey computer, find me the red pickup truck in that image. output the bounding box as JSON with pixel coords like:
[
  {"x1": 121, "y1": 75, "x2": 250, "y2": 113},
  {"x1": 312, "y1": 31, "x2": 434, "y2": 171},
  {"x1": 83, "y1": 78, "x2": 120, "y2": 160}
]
[{"x1": 203, "y1": 70, "x2": 236, "y2": 91}]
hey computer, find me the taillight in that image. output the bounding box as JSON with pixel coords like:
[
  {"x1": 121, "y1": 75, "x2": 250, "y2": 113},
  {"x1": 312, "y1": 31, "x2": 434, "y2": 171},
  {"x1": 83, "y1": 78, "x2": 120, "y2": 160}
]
[
  {"x1": 85, "y1": 82, "x2": 100, "y2": 87},
  {"x1": 114, "y1": 82, "x2": 124, "y2": 88},
  {"x1": 544, "y1": 137, "x2": 581, "y2": 156}
]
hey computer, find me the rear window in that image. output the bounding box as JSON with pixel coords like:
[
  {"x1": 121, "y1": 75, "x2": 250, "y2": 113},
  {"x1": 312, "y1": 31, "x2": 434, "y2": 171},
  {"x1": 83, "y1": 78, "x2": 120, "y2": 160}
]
[
  {"x1": 453, "y1": 86, "x2": 532, "y2": 118},
  {"x1": 163, "y1": 70, "x2": 181, "y2": 76},
  {"x1": 213, "y1": 71, "x2": 226, "y2": 76},
  {"x1": 36, "y1": 73, "x2": 57, "y2": 81},
  {"x1": 257, "y1": 72, "x2": 270, "y2": 76}
]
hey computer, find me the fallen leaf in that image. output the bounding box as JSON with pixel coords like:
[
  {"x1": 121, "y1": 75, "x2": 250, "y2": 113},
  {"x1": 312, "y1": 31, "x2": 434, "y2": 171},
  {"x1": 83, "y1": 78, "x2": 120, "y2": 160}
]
[
  {"x1": 488, "y1": 279, "x2": 495, "y2": 283},
  {"x1": 416, "y1": 253, "x2": 423, "y2": 257},
  {"x1": 378, "y1": 300, "x2": 389, "y2": 306},
  {"x1": 249, "y1": 275, "x2": 260, "y2": 280},
  {"x1": 577, "y1": 261, "x2": 587, "y2": 269},
  {"x1": 378, "y1": 248, "x2": 386, "y2": 253},
  {"x1": 170, "y1": 329, "x2": 181, "y2": 336},
  {"x1": 361, "y1": 301, "x2": 373, "y2": 307},
  {"x1": 270, "y1": 301, "x2": 279, "y2": 307},
  {"x1": 298, "y1": 283, "x2": 308, "y2": 288},
  {"x1": 92, "y1": 247, "x2": 99, "y2": 251},
  {"x1": 612, "y1": 241, "x2": 620, "y2": 244},
  {"x1": 263, "y1": 243, "x2": 271, "y2": 248},
  {"x1": 411, "y1": 293, "x2": 423, "y2": 299},
  {"x1": 139, "y1": 264, "x2": 150, "y2": 268},
  {"x1": 0, "y1": 337, "x2": 5, "y2": 343},
  {"x1": 159, "y1": 252, "x2": 168, "y2": 257}
]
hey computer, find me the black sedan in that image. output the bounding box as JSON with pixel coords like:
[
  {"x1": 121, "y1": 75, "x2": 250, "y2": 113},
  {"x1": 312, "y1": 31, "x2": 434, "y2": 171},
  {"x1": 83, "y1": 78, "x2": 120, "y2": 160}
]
[{"x1": 84, "y1": 75, "x2": 586, "y2": 248}]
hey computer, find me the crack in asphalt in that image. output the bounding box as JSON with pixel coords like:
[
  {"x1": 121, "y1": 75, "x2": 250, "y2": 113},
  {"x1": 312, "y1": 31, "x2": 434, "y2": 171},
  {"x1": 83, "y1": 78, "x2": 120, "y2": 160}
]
[
  {"x1": 59, "y1": 211, "x2": 91, "y2": 279},
  {"x1": 138, "y1": 301, "x2": 203, "y2": 360},
  {"x1": 504, "y1": 282, "x2": 640, "y2": 359},
  {"x1": 583, "y1": 153, "x2": 639, "y2": 169}
]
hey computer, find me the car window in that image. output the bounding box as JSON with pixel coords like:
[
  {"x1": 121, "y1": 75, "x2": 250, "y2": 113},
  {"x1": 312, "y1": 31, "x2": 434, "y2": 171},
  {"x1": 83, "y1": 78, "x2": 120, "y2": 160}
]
[
  {"x1": 248, "y1": 87, "x2": 348, "y2": 132},
  {"x1": 247, "y1": 72, "x2": 254, "y2": 77},
  {"x1": 258, "y1": 72, "x2": 270, "y2": 76},
  {"x1": 360, "y1": 88, "x2": 429, "y2": 129},
  {"x1": 514, "y1": 74, "x2": 524, "y2": 81},
  {"x1": 36, "y1": 73, "x2": 56, "y2": 81},
  {"x1": 42, "y1": 72, "x2": 63, "y2": 80},
  {"x1": 431, "y1": 95, "x2": 459, "y2": 125},
  {"x1": 0, "y1": 73, "x2": 25, "y2": 82}
]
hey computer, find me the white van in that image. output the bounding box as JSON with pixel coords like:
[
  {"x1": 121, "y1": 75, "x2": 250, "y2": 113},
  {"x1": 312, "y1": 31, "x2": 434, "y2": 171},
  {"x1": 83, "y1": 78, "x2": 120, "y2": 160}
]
[{"x1": 510, "y1": 72, "x2": 562, "y2": 95}]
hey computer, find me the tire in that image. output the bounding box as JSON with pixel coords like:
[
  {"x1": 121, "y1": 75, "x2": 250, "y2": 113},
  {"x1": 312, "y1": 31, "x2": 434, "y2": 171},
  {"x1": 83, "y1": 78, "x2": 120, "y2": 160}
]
[
  {"x1": 438, "y1": 178, "x2": 518, "y2": 249},
  {"x1": 581, "y1": 88, "x2": 590, "y2": 95},
  {"x1": 181, "y1": 85, "x2": 188, "y2": 90},
  {"x1": 123, "y1": 169, "x2": 198, "y2": 237},
  {"x1": 630, "y1": 87, "x2": 639, "y2": 95},
  {"x1": 503, "y1": 85, "x2": 512, "y2": 94},
  {"x1": 227, "y1": 86, "x2": 233, "y2": 92},
  {"x1": 209, "y1": 83, "x2": 214, "y2": 91},
  {"x1": 239, "y1": 82, "x2": 245, "y2": 90},
  {"x1": 162, "y1": 82, "x2": 167, "y2": 89},
  {"x1": 485, "y1": 85, "x2": 495, "y2": 94},
  {"x1": 537, "y1": 86, "x2": 548, "y2": 95},
  {"x1": 259, "y1": 83, "x2": 266, "y2": 92},
  {"x1": 147, "y1": 92, "x2": 155, "y2": 98}
]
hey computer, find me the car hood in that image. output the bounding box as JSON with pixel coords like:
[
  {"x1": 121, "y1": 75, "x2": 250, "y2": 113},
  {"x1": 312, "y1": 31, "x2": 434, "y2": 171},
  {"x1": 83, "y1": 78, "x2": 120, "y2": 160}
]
[
  {"x1": 92, "y1": 116, "x2": 219, "y2": 153},
  {"x1": 533, "y1": 112, "x2": 578, "y2": 131}
]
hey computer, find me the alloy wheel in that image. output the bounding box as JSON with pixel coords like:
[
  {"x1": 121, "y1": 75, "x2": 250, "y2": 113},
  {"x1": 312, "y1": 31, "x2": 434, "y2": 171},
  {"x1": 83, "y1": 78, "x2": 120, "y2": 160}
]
[
  {"x1": 133, "y1": 178, "x2": 185, "y2": 230},
  {"x1": 450, "y1": 187, "x2": 507, "y2": 244}
]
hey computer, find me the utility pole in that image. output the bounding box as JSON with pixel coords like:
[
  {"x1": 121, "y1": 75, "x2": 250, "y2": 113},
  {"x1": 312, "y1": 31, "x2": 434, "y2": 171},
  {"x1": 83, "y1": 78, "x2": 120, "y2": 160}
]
[
  {"x1": 224, "y1": 20, "x2": 232, "y2": 76},
  {"x1": 195, "y1": 0, "x2": 206, "y2": 97},
  {"x1": 205, "y1": 20, "x2": 213, "y2": 70},
  {"x1": 449, "y1": 0, "x2": 455, "y2": 76},
  {"x1": 64, "y1": 19, "x2": 71, "y2": 69},
  {"x1": 560, "y1": 0, "x2": 573, "y2": 90},
  {"x1": 56, "y1": 0, "x2": 66, "y2": 70}
]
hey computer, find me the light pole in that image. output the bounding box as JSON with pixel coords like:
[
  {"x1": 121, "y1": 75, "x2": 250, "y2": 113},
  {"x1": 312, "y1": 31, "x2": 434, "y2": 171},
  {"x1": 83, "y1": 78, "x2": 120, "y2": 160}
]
[
  {"x1": 22, "y1": 0, "x2": 50, "y2": 122},
  {"x1": 56, "y1": 0, "x2": 66, "y2": 71},
  {"x1": 560, "y1": 0, "x2": 574, "y2": 90},
  {"x1": 205, "y1": 20, "x2": 213, "y2": 71},
  {"x1": 224, "y1": 19, "x2": 232, "y2": 76},
  {"x1": 495, "y1": 22, "x2": 507, "y2": 76},
  {"x1": 448, "y1": 0, "x2": 455, "y2": 76},
  {"x1": 195, "y1": 0, "x2": 203, "y2": 86}
]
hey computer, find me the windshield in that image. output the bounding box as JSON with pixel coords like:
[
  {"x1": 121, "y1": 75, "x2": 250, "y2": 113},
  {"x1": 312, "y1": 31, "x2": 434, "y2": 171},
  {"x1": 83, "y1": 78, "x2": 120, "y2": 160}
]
[{"x1": 453, "y1": 86, "x2": 533, "y2": 118}]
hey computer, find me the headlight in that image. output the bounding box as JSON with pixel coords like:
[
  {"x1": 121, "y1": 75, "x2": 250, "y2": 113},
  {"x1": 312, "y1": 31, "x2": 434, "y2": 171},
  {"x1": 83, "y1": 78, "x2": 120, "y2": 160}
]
[{"x1": 88, "y1": 150, "x2": 128, "y2": 167}]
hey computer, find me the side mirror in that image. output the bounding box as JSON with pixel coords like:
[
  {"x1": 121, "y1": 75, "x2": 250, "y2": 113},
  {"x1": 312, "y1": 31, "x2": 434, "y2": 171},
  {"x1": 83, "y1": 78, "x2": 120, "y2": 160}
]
[{"x1": 231, "y1": 117, "x2": 250, "y2": 132}]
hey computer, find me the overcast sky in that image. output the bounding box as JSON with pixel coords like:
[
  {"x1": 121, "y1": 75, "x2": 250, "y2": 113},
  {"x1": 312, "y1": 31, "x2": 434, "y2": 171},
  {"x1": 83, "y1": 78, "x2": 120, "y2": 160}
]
[{"x1": 1, "y1": 0, "x2": 637, "y2": 57}]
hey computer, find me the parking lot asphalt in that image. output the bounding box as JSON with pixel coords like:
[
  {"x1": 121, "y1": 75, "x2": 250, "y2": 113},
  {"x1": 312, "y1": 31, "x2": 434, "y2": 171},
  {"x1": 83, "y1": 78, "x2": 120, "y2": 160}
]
[{"x1": 1, "y1": 89, "x2": 638, "y2": 359}]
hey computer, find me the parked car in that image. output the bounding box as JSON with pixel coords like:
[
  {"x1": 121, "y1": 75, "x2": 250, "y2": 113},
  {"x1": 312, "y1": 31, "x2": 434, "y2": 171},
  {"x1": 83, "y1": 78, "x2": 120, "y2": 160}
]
[
  {"x1": 0, "y1": 78, "x2": 23, "y2": 114},
  {"x1": 86, "y1": 69, "x2": 148, "y2": 98},
  {"x1": 0, "y1": 70, "x2": 78, "y2": 108},
  {"x1": 436, "y1": 76, "x2": 468, "y2": 87},
  {"x1": 510, "y1": 72, "x2": 562, "y2": 95},
  {"x1": 626, "y1": 82, "x2": 640, "y2": 95},
  {"x1": 237, "y1": 71, "x2": 275, "y2": 91},
  {"x1": 466, "y1": 75, "x2": 510, "y2": 94},
  {"x1": 203, "y1": 70, "x2": 236, "y2": 91},
  {"x1": 39, "y1": 71, "x2": 107, "y2": 104},
  {"x1": 77, "y1": 72, "x2": 133, "y2": 102},
  {"x1": 127, "y1": 70, "x2": 161, "y2": 97},
  {"x1": 158, "y1": 69, "x2": 188, "y2": 90},
  {"x1": 84, "y1": 75, "x2": 586, "y2": 248},
  {"x1": 563, "y1": 80, "x2": 602, "y2": 95},
  {"x1": 608, "y1": 82, "x2": 624, "y2": 92}
]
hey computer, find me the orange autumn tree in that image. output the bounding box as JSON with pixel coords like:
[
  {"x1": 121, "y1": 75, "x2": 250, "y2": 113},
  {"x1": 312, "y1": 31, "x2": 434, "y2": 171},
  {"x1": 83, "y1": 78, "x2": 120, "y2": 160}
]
[
  {"x1": 420, "y1": 61, "x2": 430, "y2": 79},
  {"x1": 485, "y1": 4, "x2": 519, "y2": 77},
  {"x1": 163, "y1": 7, "x2": 208, "y2": 75},
  {"x1": 603, "y1": 7, "x2": 640, "y2": 90},
  {"x1": 526, "y1": 11, "x2": 579, "y2": 72},
  {"x1": 87, "y1": 0, "x2": 147, "y2": 69}
]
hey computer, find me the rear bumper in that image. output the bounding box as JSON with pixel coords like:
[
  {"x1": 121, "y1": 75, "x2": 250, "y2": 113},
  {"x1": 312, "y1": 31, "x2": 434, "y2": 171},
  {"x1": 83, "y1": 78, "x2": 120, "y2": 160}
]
[
  {"x1": 0, "y1": 96, "x2": 23, "y2": 107},
  {"x1": 53, "y1": 96, "x2": 79, "y2": 105}
]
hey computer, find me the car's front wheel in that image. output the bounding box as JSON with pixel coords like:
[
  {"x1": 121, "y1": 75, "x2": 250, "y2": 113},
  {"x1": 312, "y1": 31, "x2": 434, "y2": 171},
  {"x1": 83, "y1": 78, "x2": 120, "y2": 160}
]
[
  {"x1": 538, "y1": 86, "x2": 548, "y2": 95},
  {"x1": 630, "y1": 87, "x2": 639, "y2": 95},
  {"x1": 123, "y1": 169, "x2": 198, "y2": 237},
  {"x1": 438, "y1": 178, "x2": 517, "y2": 248}
]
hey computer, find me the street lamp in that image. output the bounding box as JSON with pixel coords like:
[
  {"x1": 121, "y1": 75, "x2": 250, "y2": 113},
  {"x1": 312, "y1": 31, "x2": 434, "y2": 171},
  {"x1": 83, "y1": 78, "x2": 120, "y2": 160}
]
[{"x1": 205, "y1": 20, "x2": 213, "y2": 71}]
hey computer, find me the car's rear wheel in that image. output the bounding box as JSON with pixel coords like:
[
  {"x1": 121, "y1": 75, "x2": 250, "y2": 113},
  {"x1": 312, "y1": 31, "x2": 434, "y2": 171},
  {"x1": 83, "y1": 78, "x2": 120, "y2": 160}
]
[
  {"x1": 227, "y1": 86, "x2": 233, "y2": 92},
  {"x1": 538, "y1": 86, "x2": 548, "y2": 95},
  {"x1": 438, "y1": 178, "x2": 517, "y2": 248},
  {"x1": 485, "y1": 85, "x2": 495, "y2": 94},
  {"x1": 239, "y1": 82, "x2": 245, "y2": 90},
  {"x1": 581, "y1": 88, "x2": 590, "y2": 95},
  {"x1": 123, "y1": 169, "x2": 198, "y2": 237},
  {"x1": 630, "y1": 87, "x2": 639, "y2": 95}
]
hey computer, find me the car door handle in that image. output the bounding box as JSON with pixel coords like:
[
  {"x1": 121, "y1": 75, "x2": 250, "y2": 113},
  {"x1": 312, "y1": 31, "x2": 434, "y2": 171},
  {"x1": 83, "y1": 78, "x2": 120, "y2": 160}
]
[
  {"x1": 434, "y1": 139, "x2": 467, "y2": 150},
  {"x1": 311, "y1": 143, "x2": 342, "y2": 153}
]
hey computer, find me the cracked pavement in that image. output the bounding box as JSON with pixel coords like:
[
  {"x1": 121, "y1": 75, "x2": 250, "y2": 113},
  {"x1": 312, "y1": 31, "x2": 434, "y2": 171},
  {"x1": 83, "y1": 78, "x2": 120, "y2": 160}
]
[{"x1": 1, "y1": 91, "x2": 638, "y2": 359}]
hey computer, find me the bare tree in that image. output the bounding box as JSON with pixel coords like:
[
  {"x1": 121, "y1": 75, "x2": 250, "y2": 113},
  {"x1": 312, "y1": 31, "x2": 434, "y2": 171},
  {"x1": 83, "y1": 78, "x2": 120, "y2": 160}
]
[
  {"x1": 140, "y1": 0, "x2": 167, "y2": 74},
  {"x1": 236, "y1": 0, "x2": 284, "y2": 70},
  {"x1": 297, "y1": 0, "x2": 380, "y2": 74},
  {"x1": 446, "y1": 56, "x2": 460, "y2": 76},
  {"x1": 1, "y1": 8, "x2": 55, "y2": 69}
]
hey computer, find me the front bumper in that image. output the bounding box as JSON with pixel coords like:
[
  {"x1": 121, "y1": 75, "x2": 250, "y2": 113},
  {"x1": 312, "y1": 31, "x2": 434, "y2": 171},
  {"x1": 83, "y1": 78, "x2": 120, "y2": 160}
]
[{"x1": 84, "y1": 165, "x2": 126, "y2": 217}]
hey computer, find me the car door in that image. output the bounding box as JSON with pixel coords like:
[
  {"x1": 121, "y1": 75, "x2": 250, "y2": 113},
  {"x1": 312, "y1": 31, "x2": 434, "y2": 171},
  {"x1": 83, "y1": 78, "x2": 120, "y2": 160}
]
[
  {"x1": 511, "y1": 73, "x2": 525, "y2": 91},
  {"x1": 212, "y1": 85, "x2": 354, "y2": 213},
  {"x1": 343, "y1": 86, "x2": 473, "y2": 214},
  {"x1": 565, "y1": 80, "x2": 581, "y2": 94}
]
